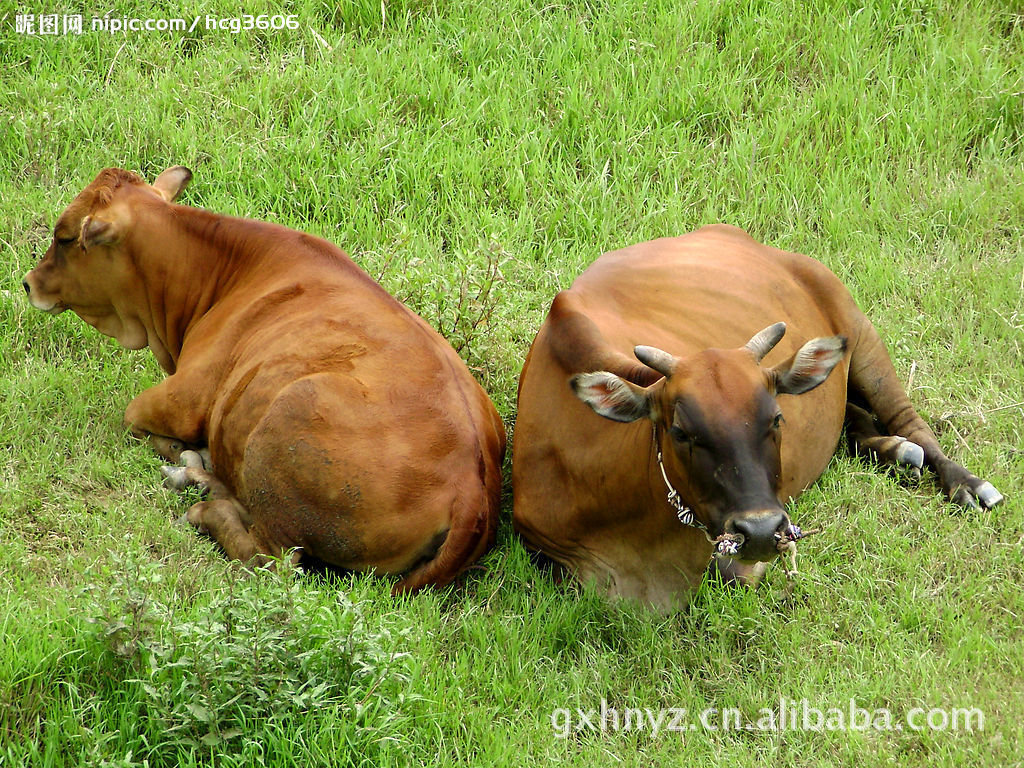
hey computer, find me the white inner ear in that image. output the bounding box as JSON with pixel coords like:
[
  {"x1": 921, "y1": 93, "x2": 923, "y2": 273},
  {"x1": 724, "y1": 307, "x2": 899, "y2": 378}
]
[
  {"x1": 776, "y1": 336, "x2": 846, "y2": 395},
  {"x1": 794, "y1": 338, "x2": 845, "y2": 376},
  {"x1": 572, "y1": 372, "x2": 650, "y2": 423},
  {"x1": 151, "y1": 166, "x2": 192, "y2": 202}
]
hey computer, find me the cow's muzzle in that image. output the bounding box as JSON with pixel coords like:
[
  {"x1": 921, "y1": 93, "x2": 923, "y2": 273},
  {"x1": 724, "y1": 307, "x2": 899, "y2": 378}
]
[
  {"x1": 723, "y1": 509, "x2": 790, "y2": 562},
  {"x1": 22, "y1": 273, "x2": 63, "y2": 313}
]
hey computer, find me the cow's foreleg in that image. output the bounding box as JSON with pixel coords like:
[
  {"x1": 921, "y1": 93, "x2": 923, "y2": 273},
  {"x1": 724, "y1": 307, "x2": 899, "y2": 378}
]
[
  {"x1": 847, "y1": 323, "x2": 1003, "y2": 509},
  {"x1": 845, "y1": 403, "x2": 924, "y2": 479},
  {"x1": 124, "y1": 380, "x2": 207, "y2": 463},
  {"x1": 145, "y1": 434, "x2": 188, "y2": 464}
]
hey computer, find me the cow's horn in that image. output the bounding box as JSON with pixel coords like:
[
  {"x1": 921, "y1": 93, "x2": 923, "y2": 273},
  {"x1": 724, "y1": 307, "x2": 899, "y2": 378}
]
[
  {"x1": 634, "y1": 345, "x2": 677, "y2": 377},
  {"x1": 745, "y1": 322, "x2": 787, "y2": 362}
]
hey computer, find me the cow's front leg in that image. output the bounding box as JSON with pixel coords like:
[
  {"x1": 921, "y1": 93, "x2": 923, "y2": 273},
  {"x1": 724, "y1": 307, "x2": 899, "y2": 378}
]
[
  {"x1": 845, "y1": 402, "x2": 924, "y2": 479},
  {"x1": 124, "y1": 379, "x2": 207, "y2": 464},
  {"x1": 141, "y1": 433, "x2": 187, "y2": 464},
  {"x1": 848, "y1": 323, "x2": 1003, "y2": 509}
]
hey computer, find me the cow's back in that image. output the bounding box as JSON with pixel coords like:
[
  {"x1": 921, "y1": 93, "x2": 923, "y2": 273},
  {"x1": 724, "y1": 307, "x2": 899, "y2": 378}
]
[{"x1": 567, "y1": 225, "x2": 850, "y2": 361}]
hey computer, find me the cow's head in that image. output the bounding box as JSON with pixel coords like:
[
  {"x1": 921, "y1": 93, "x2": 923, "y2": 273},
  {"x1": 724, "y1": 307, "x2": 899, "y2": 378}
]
[
  {"x1": 570, "y1": 323, "x2": 846, "y2": 563},
  {"x1": 21, "y1": 166, "x2": 192, "y2": 348}
]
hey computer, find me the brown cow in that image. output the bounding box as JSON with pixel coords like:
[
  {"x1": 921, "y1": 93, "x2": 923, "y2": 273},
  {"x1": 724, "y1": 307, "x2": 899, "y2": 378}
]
[
  {"x1": 512, "y1": 224, "x2": 1002, "y2": 608},
  {"x1": 23, "y1": 166, "x2": 506, "y2": 592}
]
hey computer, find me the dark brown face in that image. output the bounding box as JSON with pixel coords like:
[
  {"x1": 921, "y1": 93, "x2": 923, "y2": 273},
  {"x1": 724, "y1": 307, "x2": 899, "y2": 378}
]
[
  {"x1": 655, "y1": 350, "x2": 790, "y2": 561},
  {"x1": 570, "y1": 322, "x2": 847, "y2": 563}
]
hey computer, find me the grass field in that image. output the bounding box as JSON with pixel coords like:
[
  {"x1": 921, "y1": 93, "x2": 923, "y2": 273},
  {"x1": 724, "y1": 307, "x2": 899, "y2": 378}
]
[{"x1": 2, "y1": 0, "x2": 1022, "y2": 765}]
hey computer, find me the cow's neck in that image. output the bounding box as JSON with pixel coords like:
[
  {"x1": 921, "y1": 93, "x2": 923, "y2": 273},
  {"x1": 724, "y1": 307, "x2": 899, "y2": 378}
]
[
  {"x1": 128, "y1": 205, "x2": 390, "y2": 375},
  {"x1": 127, "y1": 207, "x2": 285, "y2": 374}
]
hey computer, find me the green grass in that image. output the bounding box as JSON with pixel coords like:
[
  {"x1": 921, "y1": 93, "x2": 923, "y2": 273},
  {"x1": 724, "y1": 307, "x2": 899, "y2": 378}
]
[{"x1": 2, "y1": 0, "x2": 1022, "y2": 765}]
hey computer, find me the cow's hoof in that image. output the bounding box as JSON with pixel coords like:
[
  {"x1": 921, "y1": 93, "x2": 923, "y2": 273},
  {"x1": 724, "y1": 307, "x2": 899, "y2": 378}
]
[
  {"x1": 179, "y1": 450, "x2": 205, "y2": 469},
  {"x1": 951, "y1": 487, "x2": 982, "y2": 510},
  {"x1": 161, "y1": 465, "x2": 188, "y2": 490},
  {"x1": 951, "y1": 480, "x2": 1004, "y2": 510},
  {"x1": 894, "y1": 439, "x2": 924, "y2": 469},
  {"x1": 975, "y1": 481, "x2": 1004, "y2": 509},
  {"x1": 900, "y1": 465, "x2": 923, "y2": 481},
  {"x1": 175, "y1": 505, "x2": 203, "y2": 528}
]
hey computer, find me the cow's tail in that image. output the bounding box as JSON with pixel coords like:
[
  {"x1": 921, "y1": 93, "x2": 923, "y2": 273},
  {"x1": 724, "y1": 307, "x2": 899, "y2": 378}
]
[{"x1": 392, "y1": 448, "x2": 501, "y2": 594}]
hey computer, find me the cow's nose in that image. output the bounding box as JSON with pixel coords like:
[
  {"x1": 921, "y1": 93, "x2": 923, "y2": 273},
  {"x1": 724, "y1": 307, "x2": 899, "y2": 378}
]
[
  {"x1": 728, "y1": 510, "x2": 789, "y2": 561},
  {"x1": 22, "y1": 279, "x2": 31, "y2": 295}
]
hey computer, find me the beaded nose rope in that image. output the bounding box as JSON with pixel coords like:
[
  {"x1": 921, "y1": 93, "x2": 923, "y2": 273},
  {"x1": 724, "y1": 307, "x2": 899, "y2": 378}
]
[{"x1": 651, "y1": 423, "x2": 818, "y2": 579}]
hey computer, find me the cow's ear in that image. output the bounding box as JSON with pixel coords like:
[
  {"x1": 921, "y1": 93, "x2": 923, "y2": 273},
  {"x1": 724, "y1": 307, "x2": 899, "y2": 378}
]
[
  {"x1": 570, "y1": 371, "x2": 653, "y2": 422},
  {"x1": 151, "y1": 166, "x2": 192, "y2": 202},
  {"x1": 79, "y1": 215, "x2": 120, "y2": 250},
  {"x1": 773, "y1": 335, "x2": 847, "y2": 395}
]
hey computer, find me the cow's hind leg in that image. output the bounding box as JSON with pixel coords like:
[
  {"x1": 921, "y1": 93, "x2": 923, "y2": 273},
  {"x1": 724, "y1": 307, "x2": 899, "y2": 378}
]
[
  {"x1": 847, "y1": 322, "x2": 1003, "y2": 509},
  {"x1": 162, "y1": 455, "x2": 272, "y2": 565},
  {"x1": 845, "y1": 402, "x2": 924, "y2": 479}
]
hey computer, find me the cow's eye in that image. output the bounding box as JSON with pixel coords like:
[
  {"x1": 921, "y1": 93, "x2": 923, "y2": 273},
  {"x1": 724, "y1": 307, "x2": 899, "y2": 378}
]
[
  {"x1": 772, "y1": 412, "x2": 785, "y2": 430},
  {"x1": 669, "y1": 425, "x2": 689, "y2": 442},
  {"x1": 56, "y1": 235, "x2": 76, "y2": 247},
  {"x1": 670, "y1": 425, "x2": 700, "y2": 446}
]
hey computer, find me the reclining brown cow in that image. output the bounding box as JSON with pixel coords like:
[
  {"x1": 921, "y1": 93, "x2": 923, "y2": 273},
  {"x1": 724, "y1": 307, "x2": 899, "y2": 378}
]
[
  {"x1": 512, "y1": 224, "x2": 1003, "y2": 608},
  {"x1": 23, "y1": 166, "x2": 506, "y2": 592}
]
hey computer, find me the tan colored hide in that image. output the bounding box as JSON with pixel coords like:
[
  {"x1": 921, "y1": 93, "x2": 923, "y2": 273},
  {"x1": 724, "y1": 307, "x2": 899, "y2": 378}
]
[{"x1": 24, "y1": 167, "x2": 505, "y2": 592}]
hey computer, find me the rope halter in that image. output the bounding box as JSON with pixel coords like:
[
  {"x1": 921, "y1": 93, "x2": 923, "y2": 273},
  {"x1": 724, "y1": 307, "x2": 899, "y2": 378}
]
[
  {"x1": 651, "y1": 423, "x2": 705, "y2": 532},
  {"x1": 651, "y1": 423, "x2": 816, "y2": 567}
]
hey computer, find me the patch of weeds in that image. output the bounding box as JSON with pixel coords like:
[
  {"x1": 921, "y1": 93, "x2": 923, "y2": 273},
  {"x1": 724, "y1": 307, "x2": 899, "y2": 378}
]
[
  {"x1": 388, "y1": 238, "x2": 507, "y2": 364},
  {"x1": 78, "y1": 554, "x2": 413, "y2": 763}
]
